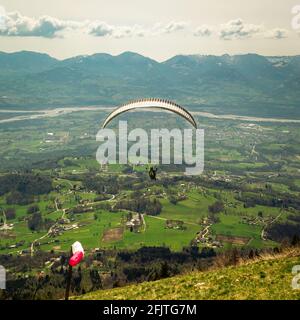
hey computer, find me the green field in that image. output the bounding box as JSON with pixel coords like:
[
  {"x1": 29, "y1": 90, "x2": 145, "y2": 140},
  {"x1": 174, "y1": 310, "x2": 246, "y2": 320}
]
[
  {"x1": 1, "y1": 111, "x2": 300, "y2": 256},
  {"x1": 0, "y1": 177, "x2": 288, "y2": 254},
  {"x1": 110, "y1": 216, "x2": 200, "y2": 251},
  {"x1": 160, "y1": 190, "x2": 215, "y2": 224}
]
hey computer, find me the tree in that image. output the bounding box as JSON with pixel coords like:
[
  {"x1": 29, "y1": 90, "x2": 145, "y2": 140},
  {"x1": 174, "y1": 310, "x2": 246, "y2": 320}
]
[
  {"x1": 169, "y1": 196, "x2": 178, "y2": 205},
  {"x1": 122, "y1": 165, "x2": 133, "y2": 174},
  {"x1": 89, "y1": 270, "x2": 102, "y2": 290},
  {"x1": 160, "y1": 262, "x2": 171, "y2": 278},
  {"x1": 200, "y1": 247, "x2": 216, "y2": 258},
  {"x1": 209, "y1": 201, "x2": 224, "y2": 214},
  {"x1": 230, "y1": 248, "x2": 240, "y2": 265},
  {"x1": 291, "y1": 235, "x2": 300, "y2": 247},
  {"x1": 28, "y1": 212, "x2": 43, "y2": 231},
  {"x1": 27, "y1": 205, "x2": 40, "y2": 215},
  {"x1": 0, "y1": 173, "x2": 52, "y2": 196},
  {"x1": 6, "y1": 191, "x2": 34, "y2": 205},
  {"x1": 5, "y1": 208, "x2": 16, "y2": 220}
]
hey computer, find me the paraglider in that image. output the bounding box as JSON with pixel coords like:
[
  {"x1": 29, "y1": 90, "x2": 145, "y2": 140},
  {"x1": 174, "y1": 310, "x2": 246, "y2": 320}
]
[
  {"x1": 102, "y1": 98, "x2": 197, "y2": 129},
  {"x1": 69, "y1": 251, "x2": 84, "y2": 267},
  {"x1": 65, "y1": 241, "x2": 84, "y2": 300},
  {"x1": 69, "y1": 241, "x2": 84, "y2": 267},
  {"x1": 97, "y1": 98, "x2": 203, "y2": 177}
]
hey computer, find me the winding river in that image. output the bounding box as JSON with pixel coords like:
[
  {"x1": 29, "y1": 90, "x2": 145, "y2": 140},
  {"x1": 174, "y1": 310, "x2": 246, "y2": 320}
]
[{"x1": 0, "y1": 106, "x2": 300, "y2": 124}]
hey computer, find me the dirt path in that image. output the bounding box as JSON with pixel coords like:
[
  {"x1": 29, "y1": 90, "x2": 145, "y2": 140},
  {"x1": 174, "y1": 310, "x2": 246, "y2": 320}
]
[
  {"x1": 108, "y1": 194, "x2": 115, "y2": 201},
  {"x1": 30, "y1": 223, "x2": 57, "y2": 256},
  {"x1": 30, "y1": 198, "x2": 66, "y2": 256},
  {"x1": 251, "y1": 142, "x2": 259, "y2": 156},
  {"x1": 54, "y1": 198, "x2": 59, "y2": 211},
  {"x1": 2, "y1": 210, "x2": 7, "y2": 225},
  {"x1": 201, "y1": 224, "x2": 211, "y2": 238},
  {"x1": 0, "y1": 209, "x2": 9, "y2": 230},
  {"x1": 141, "y1": 214, "x2": 146, "y2": 231}
]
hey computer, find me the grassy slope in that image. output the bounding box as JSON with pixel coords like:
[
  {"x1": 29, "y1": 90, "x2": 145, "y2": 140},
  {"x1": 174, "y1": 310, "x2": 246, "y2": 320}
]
[{"x1": 75, "y1": 250, "x2": 300, "y2": 300}]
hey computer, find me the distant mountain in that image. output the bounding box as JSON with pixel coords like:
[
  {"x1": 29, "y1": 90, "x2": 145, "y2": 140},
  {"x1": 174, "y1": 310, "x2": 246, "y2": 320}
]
[
  {"x1": 0, "y1": 51, "x2": 58, "y2": 74},
  {"x1": 0, "y1": 51, "x2": 300, "y2": 117}
]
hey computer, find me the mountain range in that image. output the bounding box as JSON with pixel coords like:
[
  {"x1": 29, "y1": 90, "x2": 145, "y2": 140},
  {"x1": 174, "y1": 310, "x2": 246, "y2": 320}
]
[{"x1": 0, "y1": 51, "x2": 300, "y2": 117}]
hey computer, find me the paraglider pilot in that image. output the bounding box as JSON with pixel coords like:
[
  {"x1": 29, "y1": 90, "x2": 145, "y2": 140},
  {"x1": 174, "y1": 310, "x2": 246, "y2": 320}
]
[{"x1": 148, "y1": 167, "x2": 158, "y2": 181}]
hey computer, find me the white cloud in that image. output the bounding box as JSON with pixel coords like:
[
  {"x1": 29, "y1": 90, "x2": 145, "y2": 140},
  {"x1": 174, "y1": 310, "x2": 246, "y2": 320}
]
[
  {"x1": 0, "y1": 5, "x2": 5, "y2": 16},
  {"x1": 0, "y1": 5, "x2": 6, "y2": 28},
  {"x1": 161, "y1": 21, "x2": 187, "y2": 34},
  {"x1": 218, "y1": 19, "x2": 288, "y2": 40},
  {"x1": 88, "y1": 21, "x2": 188, "y2": 38},
  {"x1": 264, "y1": 28, "x2": 288, "y2": 39},
  {"x1": 0, "y1": 10, "x2": 78, "y2": 38},
  {"x1": 88, "y1": 21, "x2": 114, "y2": 37},
  {"x1": 88, "y1": 22, "x2": 146, "y2": 38},
  {"x1": 0, "y1": 6, "x2": 290, "y2": 42},
  {"x1": 219, "y1": 19, "x2": 262, "y2": 40},
  {"x1": 0, "y1": 5, "x2": 188, "y2": 39},
  {"x1": 193, "y1": 25, "x2": 213, "y2": 37}
]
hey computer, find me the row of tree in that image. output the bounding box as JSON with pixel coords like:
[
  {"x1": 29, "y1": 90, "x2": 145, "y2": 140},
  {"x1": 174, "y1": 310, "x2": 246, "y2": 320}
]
[
  {"x1": 0, "y1": 173, "x2": 52, "y2": 196},
  {"x1": 115, "y1": 198, "x2": 162, "y2": 216}
]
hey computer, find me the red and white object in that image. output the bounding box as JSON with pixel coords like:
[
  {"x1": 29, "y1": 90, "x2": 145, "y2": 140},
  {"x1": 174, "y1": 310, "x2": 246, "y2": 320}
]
[{"x1": 69, "y1": 241, "x2": 84, "y2": 267}]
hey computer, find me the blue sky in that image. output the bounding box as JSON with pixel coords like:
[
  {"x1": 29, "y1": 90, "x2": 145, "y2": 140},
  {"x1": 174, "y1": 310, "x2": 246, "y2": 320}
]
[{"x1": 0, "y1": 0, "x2": 300, "y2": 60}]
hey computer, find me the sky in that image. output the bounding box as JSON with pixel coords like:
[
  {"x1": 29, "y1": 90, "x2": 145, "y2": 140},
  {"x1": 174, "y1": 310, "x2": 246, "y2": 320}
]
[{"x1": 0, "y1": 0, "x2": 300, "y2": 61}]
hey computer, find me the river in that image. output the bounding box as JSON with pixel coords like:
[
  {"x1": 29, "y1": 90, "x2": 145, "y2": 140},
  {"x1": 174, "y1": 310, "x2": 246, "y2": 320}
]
[{"x1": 0, "y1": 106, "x2": 300, "y2": 124}]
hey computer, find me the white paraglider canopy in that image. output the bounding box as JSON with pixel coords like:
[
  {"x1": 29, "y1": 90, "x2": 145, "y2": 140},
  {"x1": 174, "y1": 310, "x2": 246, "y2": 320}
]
[{"x1": 102, "y1": 98, "x2": 197, "y2": 129}]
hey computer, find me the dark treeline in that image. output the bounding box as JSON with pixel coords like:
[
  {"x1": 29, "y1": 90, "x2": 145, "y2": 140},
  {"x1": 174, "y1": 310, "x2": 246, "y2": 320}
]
[
  {"x1": 190, "y1": 176, "x2": 300, "y2": 210},
  {"x1": 27, "y1": 212, "x2": 54, "y2": 231},
  {"x1": 0, "y1": 246, "x2": 215, "y2": 300},
  {"x1": 0, "y1": 173, "x2": 52, "y2": 197},
  {"x1": 236, "y1": 192, "x2": 300, "y2": 210},
  {"x1": 1, "y1": 243, "x2": 294, "y2": 300},
  {"x1": 266, "y1": 222, "x2": 300, "y2": 243},
  {"x1": 115, "y1": 197, "x2": 162, "y2": 216},
  {"x1": 81, "y1": 173, "x2": 146, "y2": 194},
  {"x1": 288, "y1": 215, "x2": 300, "y2": 223},
  {"x1": 82, "y1": 174, "x2": 119, "y2": 194}
]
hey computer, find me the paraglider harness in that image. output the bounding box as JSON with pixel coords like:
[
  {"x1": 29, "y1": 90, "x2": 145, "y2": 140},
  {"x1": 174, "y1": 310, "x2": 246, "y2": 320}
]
[{"x1": 148, "y1": 167, "x2": 158, "y2": 181}]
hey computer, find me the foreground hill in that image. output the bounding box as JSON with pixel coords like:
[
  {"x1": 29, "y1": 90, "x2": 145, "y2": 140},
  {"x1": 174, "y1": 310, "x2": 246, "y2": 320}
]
[{"x1": 75, "y1": 249, "x2": 300, "y2": 300}]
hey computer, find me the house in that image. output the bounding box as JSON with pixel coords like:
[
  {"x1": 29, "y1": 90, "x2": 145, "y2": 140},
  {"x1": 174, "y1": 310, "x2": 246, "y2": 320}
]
[{"x1": 126, "y1": 214, "x2": 142, "y2": 232}]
